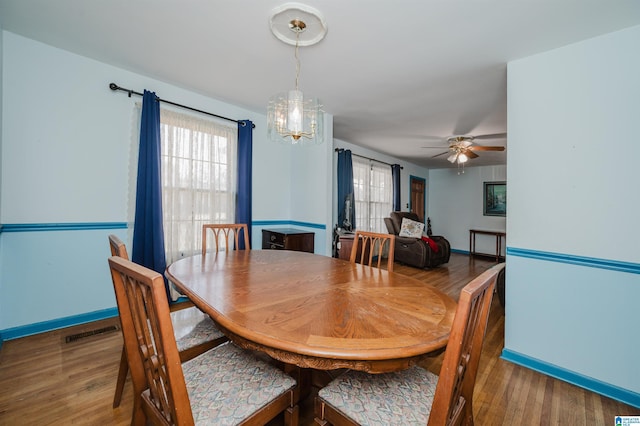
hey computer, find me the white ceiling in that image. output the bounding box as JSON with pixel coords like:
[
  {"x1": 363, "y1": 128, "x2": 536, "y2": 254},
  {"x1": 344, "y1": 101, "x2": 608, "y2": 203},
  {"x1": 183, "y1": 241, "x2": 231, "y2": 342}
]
[{"x1": 2, "y1": 0, "x2": 640, "y2": 168}]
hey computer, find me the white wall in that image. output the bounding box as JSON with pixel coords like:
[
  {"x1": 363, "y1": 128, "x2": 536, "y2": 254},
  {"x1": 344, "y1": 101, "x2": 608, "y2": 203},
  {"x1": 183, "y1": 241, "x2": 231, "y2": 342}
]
[
  {"x1": 0, "y1": 31, "x2": 331, "y2": 331},
  {"x1": 428, "y1": 165, "x2": 506, "y2": 255},
  {"x1": 290, "y1": 117, "x2": 334, "y2": 254},
  {"x1": 252, "y1": 117, "x2": 334, "y2": 255},
  {"x1": 1, "y1": 32, "x2": 285, "y2": 224},
  {"x1": 506, "y1": 25, "x2": 640, "y2": 400}
]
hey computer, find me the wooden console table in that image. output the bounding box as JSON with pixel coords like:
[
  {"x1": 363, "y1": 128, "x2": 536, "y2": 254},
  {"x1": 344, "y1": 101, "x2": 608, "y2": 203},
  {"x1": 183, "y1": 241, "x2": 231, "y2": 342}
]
[{"x1": 469, "y1": 229, "x2": 506, "y2": 262}]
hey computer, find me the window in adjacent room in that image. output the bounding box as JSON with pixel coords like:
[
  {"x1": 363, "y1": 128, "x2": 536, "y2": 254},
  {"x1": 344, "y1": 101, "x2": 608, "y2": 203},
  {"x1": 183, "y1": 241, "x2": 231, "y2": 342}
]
[
  {"x1": 159, "y1": 108, "x2": 238, "y2": 263},
  {"x1": 352, "y1": 156, "x2": 393, "y2": 233}
]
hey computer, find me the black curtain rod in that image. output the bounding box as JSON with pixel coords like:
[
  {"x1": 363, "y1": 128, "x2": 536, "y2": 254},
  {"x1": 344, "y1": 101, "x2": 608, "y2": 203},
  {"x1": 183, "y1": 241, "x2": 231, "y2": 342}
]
[
  {"x1": 109, "y1": 83, "x2": 254, "y2": 128},
  {"x1": 335, "y1": 148, "x2": 403, "y2": 169}
]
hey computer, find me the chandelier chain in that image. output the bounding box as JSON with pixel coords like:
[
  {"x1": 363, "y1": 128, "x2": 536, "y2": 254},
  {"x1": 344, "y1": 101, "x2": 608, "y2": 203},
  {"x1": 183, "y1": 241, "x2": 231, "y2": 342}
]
[{"x1": 294, "y1": 31, "x2": 301, "y2": 91}]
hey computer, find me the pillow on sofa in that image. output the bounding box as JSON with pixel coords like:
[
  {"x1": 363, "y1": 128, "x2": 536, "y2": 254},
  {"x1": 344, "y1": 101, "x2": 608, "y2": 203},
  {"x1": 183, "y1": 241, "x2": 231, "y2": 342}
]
[{"x1": 398, "y1": 217, "x2": 425, "y2": 238}]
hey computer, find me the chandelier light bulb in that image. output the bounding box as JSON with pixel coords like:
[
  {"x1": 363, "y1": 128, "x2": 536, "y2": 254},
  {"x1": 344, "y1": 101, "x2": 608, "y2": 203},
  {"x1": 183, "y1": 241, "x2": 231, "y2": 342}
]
[{"x1": 287, "y1": 89, "x2": 304, "y2": 138}]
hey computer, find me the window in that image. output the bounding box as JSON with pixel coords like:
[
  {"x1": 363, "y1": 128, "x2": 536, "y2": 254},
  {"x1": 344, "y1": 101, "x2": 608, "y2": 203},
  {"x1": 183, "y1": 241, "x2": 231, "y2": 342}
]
[
  {"x1": 160, "y1": 108, "x2": 237, "y2": 262},
  {"x1": 352, "y1": 156, "x2": 393, "y2": 233}
]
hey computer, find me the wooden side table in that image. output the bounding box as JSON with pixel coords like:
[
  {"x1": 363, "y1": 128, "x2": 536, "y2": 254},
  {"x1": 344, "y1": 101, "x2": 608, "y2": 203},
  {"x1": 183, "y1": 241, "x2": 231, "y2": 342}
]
[
  {"x1": 337, "y1": 233, "x2": 355, "y2": 261},
  {"x1": 262, "y1": 228, "x2": 315, "y2": 253},
  {"x1": 337, "y1": 232, "x2": 372, "y2": 263},
  {"x1": 469, "y1": 229, "x2": 506, "y2": 262}
]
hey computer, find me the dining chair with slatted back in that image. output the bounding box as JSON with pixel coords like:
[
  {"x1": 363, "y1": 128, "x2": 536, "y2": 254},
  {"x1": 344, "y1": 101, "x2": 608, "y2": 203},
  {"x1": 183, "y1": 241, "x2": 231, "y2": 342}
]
[
  {"x1": 315, "y1": 262, "x2": 505, "y2": 426},
  {"x1": 108, "y1": 234, "x2": 227, "y2": 409},
  {"x1": 349, "y1": 230, "x2": 396, "y2": 272},
  {"x1": 108, "y1": 256, "x2": 299, "y2": 426},
  {"x1": 201, "y1": 223, "x2": 250, "y2": 255}
]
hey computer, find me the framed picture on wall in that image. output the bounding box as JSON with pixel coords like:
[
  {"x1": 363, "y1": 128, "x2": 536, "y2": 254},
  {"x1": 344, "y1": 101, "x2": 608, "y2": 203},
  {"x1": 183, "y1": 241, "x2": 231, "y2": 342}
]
[{"x1": 484, "y1": 181, "x2": 507, "y2": 216}]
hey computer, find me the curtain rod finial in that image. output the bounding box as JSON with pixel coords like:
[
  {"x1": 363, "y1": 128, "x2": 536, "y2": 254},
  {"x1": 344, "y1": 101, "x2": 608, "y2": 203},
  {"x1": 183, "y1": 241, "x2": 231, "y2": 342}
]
[{"x1": 109, "y1": 83, "x2": 119, "y2": 91}]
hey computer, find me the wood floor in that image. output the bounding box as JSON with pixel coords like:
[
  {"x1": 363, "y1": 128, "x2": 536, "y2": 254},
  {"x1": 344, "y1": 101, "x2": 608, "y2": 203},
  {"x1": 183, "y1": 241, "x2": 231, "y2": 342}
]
[{"x1": 0, "y1": 253, "x2": 636, "y2": 425}]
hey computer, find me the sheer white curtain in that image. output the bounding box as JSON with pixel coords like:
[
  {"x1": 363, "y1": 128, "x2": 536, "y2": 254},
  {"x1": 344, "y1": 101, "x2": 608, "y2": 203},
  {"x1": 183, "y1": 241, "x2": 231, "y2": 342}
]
[
  {"x1": 353, "y1": 156, "x2": 370, "y2": 232},
  {"x1": 353, "y1": 156, "x2": 393, "y2": 233},
  {"x1": 369, "y1": 161, "x2": 393, "y2": 233},
  {"x1": 160, "y1": 108, "x2": 237, "y2": 264}
]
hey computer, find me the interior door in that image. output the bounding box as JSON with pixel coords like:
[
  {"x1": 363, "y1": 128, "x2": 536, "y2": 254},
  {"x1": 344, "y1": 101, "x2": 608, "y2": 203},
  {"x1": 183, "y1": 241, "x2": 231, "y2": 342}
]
[{"x1": 410, "y1": 177, "x2": 426, "y2": 222}]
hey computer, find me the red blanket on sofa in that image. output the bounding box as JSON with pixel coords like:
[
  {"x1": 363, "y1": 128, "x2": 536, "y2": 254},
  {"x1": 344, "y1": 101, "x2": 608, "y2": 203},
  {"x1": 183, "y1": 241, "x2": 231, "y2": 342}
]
[{"x1": 421, "y1": 236, "x2": 439, "y2": 252}]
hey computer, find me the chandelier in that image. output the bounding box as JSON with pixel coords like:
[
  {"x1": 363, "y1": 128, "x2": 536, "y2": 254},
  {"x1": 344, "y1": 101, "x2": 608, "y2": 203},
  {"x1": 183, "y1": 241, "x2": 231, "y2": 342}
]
[{"x1": 267, "y1": 3, "x2": 326, "y2": 145}]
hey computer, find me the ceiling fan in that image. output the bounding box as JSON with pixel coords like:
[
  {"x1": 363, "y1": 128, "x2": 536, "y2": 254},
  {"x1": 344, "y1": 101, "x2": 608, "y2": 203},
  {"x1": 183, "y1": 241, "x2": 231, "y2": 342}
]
[{"x1": 423, "y1": 134, "x2": 506, "y2": 165}]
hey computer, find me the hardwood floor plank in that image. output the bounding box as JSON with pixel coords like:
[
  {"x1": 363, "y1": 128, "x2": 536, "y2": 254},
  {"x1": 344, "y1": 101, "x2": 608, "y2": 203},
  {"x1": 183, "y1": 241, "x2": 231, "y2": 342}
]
[
  {"x1": 521, "y1": 370, "x2": 546, "y2": 425},
  {"x1": 0, "y1": 253, "x2": 636, "y2": 425}
]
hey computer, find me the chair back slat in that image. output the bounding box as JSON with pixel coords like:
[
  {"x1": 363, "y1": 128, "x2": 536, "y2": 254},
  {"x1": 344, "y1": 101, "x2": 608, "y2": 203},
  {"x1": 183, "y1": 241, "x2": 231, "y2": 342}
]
[
  {"x1": 202, "y1": 224, "x2": 250, "y2": 255},
  {"x1": 349, "y1": 230, "x2": 395, "y2": 272},
  {"x1": 108, "y1": 256, "x2": 194, "y2": 425},
  {"x1": 428, "y1": 263, "x2": 505, "y2": 426}
]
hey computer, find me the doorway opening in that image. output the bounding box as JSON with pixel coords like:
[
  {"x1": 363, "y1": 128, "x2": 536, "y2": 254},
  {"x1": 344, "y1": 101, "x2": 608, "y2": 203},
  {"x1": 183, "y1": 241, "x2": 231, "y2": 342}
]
[{"x1": 409, "y1": 176, "x2": 426, "y2": 222}]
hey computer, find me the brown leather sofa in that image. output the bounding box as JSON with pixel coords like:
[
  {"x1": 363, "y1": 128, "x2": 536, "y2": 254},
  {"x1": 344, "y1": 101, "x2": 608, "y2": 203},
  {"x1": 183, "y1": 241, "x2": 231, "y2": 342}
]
[{"x1": 384, "y1": 212, "x2": 451, "y2": 269}]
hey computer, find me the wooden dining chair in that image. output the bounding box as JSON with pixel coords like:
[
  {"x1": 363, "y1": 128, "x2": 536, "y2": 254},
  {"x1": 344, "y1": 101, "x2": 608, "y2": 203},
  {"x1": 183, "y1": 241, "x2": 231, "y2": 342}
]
[
  {"x1": 108, "y1": 255, "x2": 299, "y2": 426},
  {"x1": 349, "y1": 230, "x2": 396, "y2": 272},
  {"x1": 201, "y1": 223, "x2": 250, "y2": 255},
  {"x1": 108, "y1": 235, "x2": 227, "y2": 409},
  {"x1": 314, "y1": 263, "x2": 505, "y2": 426}
]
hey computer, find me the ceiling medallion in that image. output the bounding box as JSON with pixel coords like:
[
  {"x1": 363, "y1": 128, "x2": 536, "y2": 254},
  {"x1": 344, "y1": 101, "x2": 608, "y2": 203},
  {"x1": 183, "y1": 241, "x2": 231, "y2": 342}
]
[{"x1": 269, "y1": 3, "x2": 327, "y2": 46}]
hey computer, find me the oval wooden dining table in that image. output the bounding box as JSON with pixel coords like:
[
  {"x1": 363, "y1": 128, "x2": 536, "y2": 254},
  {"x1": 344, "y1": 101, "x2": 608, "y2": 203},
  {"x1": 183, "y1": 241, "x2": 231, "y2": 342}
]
[{"x1": 165, "y1": 250, "x2": 457, "y2": 374}]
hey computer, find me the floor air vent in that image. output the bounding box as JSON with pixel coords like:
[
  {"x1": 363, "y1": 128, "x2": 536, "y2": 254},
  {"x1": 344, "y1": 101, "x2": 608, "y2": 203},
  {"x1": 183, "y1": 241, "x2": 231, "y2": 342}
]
[{"x1": 65, "y1": 324, "x2": 120, "y2": 343}]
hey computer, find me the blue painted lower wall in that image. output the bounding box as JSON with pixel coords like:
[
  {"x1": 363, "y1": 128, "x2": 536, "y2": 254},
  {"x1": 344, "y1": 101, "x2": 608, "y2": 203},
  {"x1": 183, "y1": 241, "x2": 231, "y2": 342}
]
[
  {"x1": 0, "y1": 295, "x2": 194, "y2": 343},
  {"x1": 504, "y1": 246, "x2": 640, "y2": 409},
  {"x1": 0, "y1": 307, "x2": 119, "y2": 342},
  {"x1": 0, "y1": 221, "x2": 327, "y2": 342},
  {"x1": 4, "y1": 226, "x2": 637, "y2": 410},
  {"x1": 0, "y1": 225, "x2": 129, "y2": 334},
  {"x1": 502, "y1": 349, "x2": 640, "y2": 409}
]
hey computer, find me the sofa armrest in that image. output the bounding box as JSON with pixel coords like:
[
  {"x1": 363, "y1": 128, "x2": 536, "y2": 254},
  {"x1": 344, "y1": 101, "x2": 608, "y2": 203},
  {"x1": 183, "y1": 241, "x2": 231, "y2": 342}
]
[
  {"x1": 384, "y1": 217, "x2": 396, "y2": 235},
  {"x1": 395, "y1": 235, "x2": 420, "y2": 245}
]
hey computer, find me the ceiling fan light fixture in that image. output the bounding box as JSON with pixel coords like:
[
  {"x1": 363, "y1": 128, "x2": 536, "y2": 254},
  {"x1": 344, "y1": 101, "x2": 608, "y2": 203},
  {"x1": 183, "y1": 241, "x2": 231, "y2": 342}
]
[
  {"x1": 424, "y1": 133, "x2": 506, "y2": 171},
  {"x1": 447, "y1": 135, "x2": 474, "y2": 145},
  {"x1": 267, "y1": 3, "x2": 326, "y2": 146}
]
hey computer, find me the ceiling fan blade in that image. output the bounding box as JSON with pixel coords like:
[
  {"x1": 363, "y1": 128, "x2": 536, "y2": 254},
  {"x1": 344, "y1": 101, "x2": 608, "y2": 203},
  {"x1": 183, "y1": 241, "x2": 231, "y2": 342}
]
[
  {"x1": 469, "y1": 145, "x2": 505, "y2": 151},
  {"x1": 473, "y1": 132, "x2": 507, "y2": 140},
  {"x1": 431, "y1": 151, "x2": 450, "y2": 158},
  {"x1": 464, "y1": 149, "x2": 479, "y2": 159}
]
